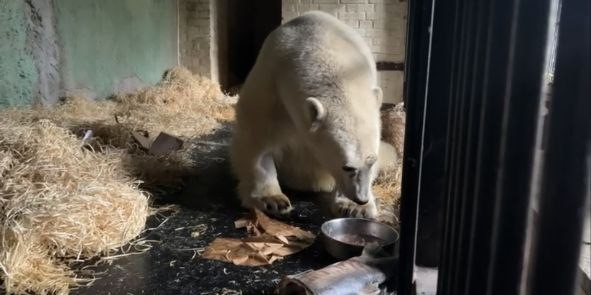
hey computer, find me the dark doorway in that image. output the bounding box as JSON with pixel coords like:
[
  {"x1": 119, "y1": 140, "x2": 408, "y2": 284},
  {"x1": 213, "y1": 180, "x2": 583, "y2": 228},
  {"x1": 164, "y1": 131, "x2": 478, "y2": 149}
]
[{"x1": 214, "y1": 0, "x2": 282, "y2": 94}]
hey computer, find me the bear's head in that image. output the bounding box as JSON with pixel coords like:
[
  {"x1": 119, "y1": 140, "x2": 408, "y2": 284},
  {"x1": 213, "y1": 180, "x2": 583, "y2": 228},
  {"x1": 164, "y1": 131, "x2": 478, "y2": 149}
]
[{"x1": 304, "y1": 87, "x2": 383, "y2": 205}]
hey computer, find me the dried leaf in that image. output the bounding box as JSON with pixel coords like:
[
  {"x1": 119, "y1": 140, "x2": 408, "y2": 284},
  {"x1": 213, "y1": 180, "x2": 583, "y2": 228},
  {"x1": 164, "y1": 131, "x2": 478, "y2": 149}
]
[{"x1": 202, "y1": 210, "x2": 316, "y2": 266}]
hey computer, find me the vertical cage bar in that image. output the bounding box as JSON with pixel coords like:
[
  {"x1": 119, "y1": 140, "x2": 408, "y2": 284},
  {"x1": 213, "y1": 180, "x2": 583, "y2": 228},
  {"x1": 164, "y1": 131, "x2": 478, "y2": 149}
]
[
  {"x1": 528, "y1": 0, "x2": 591, "y2": 293},
  {"x1": 432, "y1": 0, "x2": 553, "y2": 294},
  {"x1": 397, "y1": 0, "x2": 434, "y2": 292}
]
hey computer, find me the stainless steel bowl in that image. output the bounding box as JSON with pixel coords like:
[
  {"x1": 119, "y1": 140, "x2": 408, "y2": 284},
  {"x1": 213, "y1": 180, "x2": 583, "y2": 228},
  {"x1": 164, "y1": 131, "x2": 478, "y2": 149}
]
[{"x1": 320, "y1": 218, "x2": 399, "y2": 260}]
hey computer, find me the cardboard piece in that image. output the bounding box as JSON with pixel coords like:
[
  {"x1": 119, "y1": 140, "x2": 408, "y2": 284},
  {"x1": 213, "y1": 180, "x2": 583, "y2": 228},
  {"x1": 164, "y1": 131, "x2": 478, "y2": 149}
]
[
  {"x1": 202, "y1": 209, "x2": 316, "y2": 266},
  {"x1": 130, "y1": 131, "x2": 183, "y2": 155},
  {"x1": 149, "y1": 132, "x2": 184, "y2": 155},
  {"x1": 131, "y1": 131, "x2": 153, "y2": 150}
]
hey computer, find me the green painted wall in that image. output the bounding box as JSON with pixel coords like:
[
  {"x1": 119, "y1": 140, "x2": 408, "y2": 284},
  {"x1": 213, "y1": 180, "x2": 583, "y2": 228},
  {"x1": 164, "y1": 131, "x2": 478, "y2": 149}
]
[
  {"x1": 55, "y1": 0, "x2": 178, "y2": 99},
  {"x1": 0, "y1": 0, "x2": 37, "y2": 106}
]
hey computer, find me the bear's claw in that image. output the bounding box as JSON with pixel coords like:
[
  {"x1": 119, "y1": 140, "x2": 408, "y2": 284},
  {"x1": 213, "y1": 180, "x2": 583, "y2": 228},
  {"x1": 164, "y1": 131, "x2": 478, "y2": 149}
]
[
  {"x1": 333, "y1": 198, "x2": 378, "y2": 219},
  {"x1": 259, "y1": 194, "x2": 293, "y2": 215}
]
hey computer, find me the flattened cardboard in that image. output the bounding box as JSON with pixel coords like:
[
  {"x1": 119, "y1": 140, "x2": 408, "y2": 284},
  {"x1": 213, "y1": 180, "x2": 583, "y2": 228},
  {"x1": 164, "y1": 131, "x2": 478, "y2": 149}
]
[
  {"x1": 130, "y1": 131, "x2": 184, "y2": 155},
  {"x1": 149, "y1": 132, "x2": 184, "y2": 155},
  {"x1": 202, "y1": 209, "x2": 316, "y2": 266}
]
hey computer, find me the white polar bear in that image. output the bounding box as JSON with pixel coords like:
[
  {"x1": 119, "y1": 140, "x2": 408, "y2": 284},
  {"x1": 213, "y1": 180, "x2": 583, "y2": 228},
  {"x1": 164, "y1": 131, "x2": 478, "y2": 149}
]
[{"x1": 230, "y1": 11, "x2": 395, "y2": 218}]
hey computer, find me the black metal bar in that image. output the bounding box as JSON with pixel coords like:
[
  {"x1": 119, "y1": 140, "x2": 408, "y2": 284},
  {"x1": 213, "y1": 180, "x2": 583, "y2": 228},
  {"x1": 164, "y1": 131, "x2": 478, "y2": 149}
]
[
  {"x1": 397, "y1": 0, "x2": 433, "y2": 292},
  {"x1": 528, "y1": 0, "x2": 591, "y2": 293},
  {"x1": 412, "y1": 0, "x2": 458, "y2": 268},
  {"x1": 428, "y1": 0, "x2": 553, "y2": 294}
]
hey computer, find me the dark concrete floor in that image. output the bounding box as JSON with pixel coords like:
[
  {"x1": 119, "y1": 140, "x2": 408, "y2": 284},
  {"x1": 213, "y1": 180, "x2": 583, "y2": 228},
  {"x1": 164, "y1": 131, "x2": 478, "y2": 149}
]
[
  {"x1": 72, "y1": 199, "x2": 332, "y2": 295},
  {"x1": 70, "y1": 130, "x2": 339, "y2": 295}
]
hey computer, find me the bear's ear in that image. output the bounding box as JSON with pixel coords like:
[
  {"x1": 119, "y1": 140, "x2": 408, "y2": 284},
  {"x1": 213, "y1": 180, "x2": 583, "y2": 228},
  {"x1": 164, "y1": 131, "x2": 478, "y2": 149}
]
[
  {"x1": 306, "y1": 97, "x2": 326, "y2": 132},
  {"x1": 373, "y1": 87, "x2": 383, "y2": 105}
]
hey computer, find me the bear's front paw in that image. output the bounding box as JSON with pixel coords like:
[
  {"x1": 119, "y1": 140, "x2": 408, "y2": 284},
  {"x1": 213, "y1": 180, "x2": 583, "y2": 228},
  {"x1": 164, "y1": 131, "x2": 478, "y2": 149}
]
[
  {"x1": 332, "y1": 198, "x2": 378, "y2": 219},
  {"x1": 258, "y1": 194, "x2": 293, "y2": 216}
]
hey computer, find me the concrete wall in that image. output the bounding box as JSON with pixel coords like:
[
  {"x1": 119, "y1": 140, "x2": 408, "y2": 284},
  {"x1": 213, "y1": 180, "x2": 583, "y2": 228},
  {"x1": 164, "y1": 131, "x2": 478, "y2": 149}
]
[
  {"x1": 55, "y1": 0, "x2": 178, "y2": 100},
  {"x1": 0, "y1": 1, "x2": 38, "y2": 106},
  {"x1": 282, "y1": 0, "x2": 407, "y2": 104},
  {"x1": 1, "y1": 0, "x2": 405, "y2": 106},
  {"x1": 0, "y1": 0, "x2": 179, "y2": 106}
]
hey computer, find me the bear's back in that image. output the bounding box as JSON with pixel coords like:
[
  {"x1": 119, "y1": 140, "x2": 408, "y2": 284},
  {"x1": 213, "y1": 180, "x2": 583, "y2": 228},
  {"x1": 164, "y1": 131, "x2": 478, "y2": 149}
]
[
  {"x1": 259, "y1": 11, "x2": 377, "y2": 100},
  {"x1": 271, "y1": 11, "x2": 374, "y2": 67}
]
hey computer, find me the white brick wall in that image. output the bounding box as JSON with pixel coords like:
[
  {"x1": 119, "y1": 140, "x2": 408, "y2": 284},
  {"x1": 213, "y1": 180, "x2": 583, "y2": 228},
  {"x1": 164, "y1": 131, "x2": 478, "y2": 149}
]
[{"x1": 282, "y1": 0, "x2": 407, "y2": 104}]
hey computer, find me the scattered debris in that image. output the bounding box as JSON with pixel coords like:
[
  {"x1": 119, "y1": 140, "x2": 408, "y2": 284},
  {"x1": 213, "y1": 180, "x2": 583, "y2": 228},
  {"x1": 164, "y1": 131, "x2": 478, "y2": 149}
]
[
  {"x1": 202, "y1": 209, "x2": 315, "y2": 266},
  {"x1": 81, "y1": 129, "x2": 93, "y2": 142},
  {"x1": 199, "y1": 288, "x2": 243, "y2": 295},
  {"x1": 191, "y1": 225, "x2": 207, "y2": 238}
]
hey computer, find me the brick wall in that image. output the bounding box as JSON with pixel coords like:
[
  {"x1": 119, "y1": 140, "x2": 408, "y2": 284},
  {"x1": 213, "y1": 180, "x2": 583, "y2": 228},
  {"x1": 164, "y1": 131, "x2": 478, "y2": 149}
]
[
  {"x1": 282, "y1": 0, "x2": 407, "y2": 104},
  {"x1": 178, "y1": 0, "x2": 406, "y2": 103},
  {"x1": 180, "y1": 0, "x2": 212, "y2": 77}
]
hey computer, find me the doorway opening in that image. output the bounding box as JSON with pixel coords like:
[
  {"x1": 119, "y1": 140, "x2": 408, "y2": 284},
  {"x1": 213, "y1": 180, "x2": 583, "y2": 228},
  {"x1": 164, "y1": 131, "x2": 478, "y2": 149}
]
[{"x1": 213, "y1": 0, "x2": 282, "y2": 94}]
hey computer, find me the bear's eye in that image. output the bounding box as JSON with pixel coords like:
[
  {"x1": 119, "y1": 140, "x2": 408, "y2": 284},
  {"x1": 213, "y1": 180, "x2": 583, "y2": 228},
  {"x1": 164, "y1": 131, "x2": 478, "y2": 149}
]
[{"x1": 342, "y1": 166, "x2": 357, "y2": 173}]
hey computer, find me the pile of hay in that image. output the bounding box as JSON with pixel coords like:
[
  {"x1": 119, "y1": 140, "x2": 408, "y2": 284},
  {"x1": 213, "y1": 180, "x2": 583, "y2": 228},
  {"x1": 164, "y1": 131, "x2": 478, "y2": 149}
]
[
  {"x1": 110, "y1": 67, "x2": 235, "y2": 190},
  {"x1": 0, "y1": 119, "x2": 149, "y2": 295},
  {"x1": 0, "y1": 67, "x2": 236, "y2": 294},
  {"x1": 374, "y1": 102, "x2": 406, "y2": 227},
  {"x1": 2, "y1": 67, "x2": 236, "y2": 192}
]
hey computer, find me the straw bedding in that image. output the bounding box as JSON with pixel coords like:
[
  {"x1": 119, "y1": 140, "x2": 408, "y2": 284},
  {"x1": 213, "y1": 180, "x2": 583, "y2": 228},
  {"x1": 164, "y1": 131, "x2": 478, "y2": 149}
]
[
  {"x1": 0, "y1": 119, "x2": 149, "y2": 294},
  {"x1": 2, "y1": 67, "x2": 236, "y2": 192},
  {"x1": 0, "y1": 67, "x2": 236, "y2": 294},
  {"x1": 374, "y1": 103, "x2": 406, "y2": 226},
  {"x1": 0, "y1": 66, "x2": 403, "y2": 294}
]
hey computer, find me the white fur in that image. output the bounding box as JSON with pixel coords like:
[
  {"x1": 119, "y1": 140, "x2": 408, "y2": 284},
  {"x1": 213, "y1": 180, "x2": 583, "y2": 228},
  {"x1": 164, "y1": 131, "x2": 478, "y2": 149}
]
[{"x1": 230, "y1": 11, "x2": 390, "y2": 218}]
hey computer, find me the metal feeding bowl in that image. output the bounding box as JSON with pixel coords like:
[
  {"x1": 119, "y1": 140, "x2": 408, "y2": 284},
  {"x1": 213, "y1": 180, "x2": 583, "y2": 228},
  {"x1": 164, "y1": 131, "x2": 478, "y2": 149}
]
[{"x1": 320, "y1": 218, "x2": 399, "y2": 260}]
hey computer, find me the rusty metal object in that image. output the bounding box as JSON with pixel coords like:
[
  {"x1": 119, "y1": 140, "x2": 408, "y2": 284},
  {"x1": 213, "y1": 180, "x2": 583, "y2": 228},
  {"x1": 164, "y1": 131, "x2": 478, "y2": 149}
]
[
  {"x1": 277, "y1": 258, "x2": 386, "y2": 295},
  {"x1": 277, "y1": 244, "x2": 397, "y2": 295}
]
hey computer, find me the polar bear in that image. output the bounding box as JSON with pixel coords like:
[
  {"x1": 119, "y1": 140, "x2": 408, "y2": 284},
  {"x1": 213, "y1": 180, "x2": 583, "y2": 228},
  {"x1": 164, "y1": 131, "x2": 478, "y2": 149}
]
[{"x1": 230, "y1": 11, "x2": 395, "y2": 218}]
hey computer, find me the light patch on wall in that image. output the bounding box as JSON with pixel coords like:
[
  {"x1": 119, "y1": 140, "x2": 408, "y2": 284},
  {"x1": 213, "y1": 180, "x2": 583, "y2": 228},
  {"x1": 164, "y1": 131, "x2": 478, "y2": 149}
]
[
  {"x1": 54, "y1": 0, "x2": 178, "y2": 99},
  {"x1": 0, "y1": 1, "x2": 38, "y2": 106}
]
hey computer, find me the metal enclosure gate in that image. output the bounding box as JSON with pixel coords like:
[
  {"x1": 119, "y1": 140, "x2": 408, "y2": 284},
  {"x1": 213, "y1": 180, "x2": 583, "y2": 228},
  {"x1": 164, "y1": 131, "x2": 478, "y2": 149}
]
[{"x1": 397, "y1": 0, "x2": 590, "y2": 294}]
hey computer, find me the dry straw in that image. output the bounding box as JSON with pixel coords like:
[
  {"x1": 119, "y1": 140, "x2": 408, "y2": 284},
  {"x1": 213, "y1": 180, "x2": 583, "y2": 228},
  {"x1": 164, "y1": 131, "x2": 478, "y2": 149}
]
[
  {"x1": 375, "y1": 103, "x2": 406, "y2": 227},
  {"x1": 0, "y1": 119, "x2": 149, "y2": 294},
  {"x1": 0, "y1": 67, "x2": 236, "y2": 294}
]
